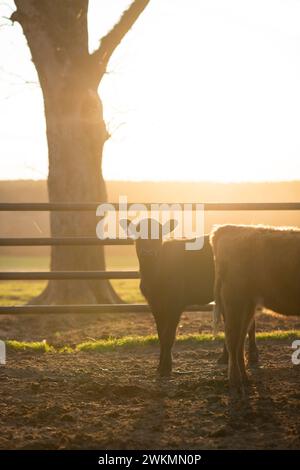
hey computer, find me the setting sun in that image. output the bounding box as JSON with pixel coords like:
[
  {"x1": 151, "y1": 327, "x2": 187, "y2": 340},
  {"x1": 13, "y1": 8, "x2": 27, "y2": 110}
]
[{"x1": 1, "y1": 0, "x2": 300, "y2": 182}]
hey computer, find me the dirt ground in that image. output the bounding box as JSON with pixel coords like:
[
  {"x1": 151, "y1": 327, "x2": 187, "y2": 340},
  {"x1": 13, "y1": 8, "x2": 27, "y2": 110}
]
[{"x1": 0, "y1": 310, "x2": 300, "y2": 450}]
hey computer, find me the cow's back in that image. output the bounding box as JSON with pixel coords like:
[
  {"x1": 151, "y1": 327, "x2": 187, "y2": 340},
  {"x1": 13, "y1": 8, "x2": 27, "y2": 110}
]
[{"x1": 212, "y1": 225, "x2": 300, "y2": 315}]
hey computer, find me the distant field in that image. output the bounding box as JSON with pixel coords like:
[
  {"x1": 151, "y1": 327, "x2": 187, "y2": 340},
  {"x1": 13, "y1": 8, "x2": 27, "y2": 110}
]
[
  {"x1": 0, "y1": 254, "x2": 143, "y2": 305},
  {"x1": 0, "y1": 254, "x2": 138, "y2": 270}
]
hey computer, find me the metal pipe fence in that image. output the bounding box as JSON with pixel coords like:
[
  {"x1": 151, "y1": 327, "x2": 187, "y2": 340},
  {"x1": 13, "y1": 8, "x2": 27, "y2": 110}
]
[{"x1": 1, "y1": 202, "x2": 299, "y2": 315}]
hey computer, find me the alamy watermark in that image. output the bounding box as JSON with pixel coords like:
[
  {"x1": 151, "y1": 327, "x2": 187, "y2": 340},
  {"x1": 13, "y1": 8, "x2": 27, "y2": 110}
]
[
  {"x1": 96, "y1": 196, "x2": 205, "y2": 250},
  {"x1": 0, "y1": 340, "x2": 6, "y2": 365},
  {"x1": 291, "y1": 340, "x2": 300, "y2": 365}
]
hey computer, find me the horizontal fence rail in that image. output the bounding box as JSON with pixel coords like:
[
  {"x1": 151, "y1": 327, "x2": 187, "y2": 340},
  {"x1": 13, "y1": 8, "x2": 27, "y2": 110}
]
[
  {"x1": 1, "y1": 202, "x2": 300, "y2": 211},
  {"x1": 0, "y1": 237, "x2": 133, "y2": 246},
  {"x1": 1, "y1": 200, "x2": 300, "y2": 315},
  {"x1": 0, "y1": 271, "x2": 140, "y2": 280},
  {"x1": 0, "y1": 304, "x2": 213, "y2": 315}
]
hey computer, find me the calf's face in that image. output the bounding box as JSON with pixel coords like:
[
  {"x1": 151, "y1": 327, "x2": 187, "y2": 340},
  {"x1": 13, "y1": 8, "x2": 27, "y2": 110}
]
[
  {"x1": 120, "y1": 218, "x2": 177, "y2": 268},
  {"x1": 120, "y1": 217, "x2": 177, "y2": 290}
]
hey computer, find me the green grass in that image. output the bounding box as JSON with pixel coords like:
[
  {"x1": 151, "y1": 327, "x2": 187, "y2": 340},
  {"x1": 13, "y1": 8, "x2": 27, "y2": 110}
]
[
  {"x1": 76, "y1": 335, "x2": 159, "y2": 352},
  {"x1": 255, "y1": 330, "x2": 300, "y2": 341},
  {"x1": 6, "y1": 339, "x2": 54, "y2": 353},
  {"x1": 0, "y1": 281, "x2": 47, "y2": 306},
  {"x1": 5, "y1": 330, "x2": 300, "y2": 354},
  {"x1": 76, "y1": 330, "x2": 300, "y2": 353},
  {"x1": 111, "y1": 279, "x2": 143, "y2": 303}
]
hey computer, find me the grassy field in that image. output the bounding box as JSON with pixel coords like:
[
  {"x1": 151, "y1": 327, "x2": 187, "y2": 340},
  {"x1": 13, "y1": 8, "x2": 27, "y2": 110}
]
[{"x1": 0, "y1": 254, "x2": 143, "y2": 305}]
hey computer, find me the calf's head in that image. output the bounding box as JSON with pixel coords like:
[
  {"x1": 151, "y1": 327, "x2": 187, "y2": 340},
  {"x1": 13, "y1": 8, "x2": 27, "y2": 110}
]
[
  {"x1": 120, "y1": 217, "x2": 177, "y2": 267},
  {"x1": 120, "y1": 217, "x2": 177, "y2": 297}
]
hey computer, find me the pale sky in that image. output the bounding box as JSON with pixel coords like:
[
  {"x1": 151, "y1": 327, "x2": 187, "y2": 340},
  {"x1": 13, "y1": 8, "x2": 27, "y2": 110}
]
[{"x1": 1, "y1": 0, "x2": 300, "y2": 182}]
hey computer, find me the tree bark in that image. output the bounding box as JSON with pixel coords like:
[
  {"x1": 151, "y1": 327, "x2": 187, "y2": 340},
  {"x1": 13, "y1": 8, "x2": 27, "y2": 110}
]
[
  {"x1": 34, "y1": 84, "x2": 118, "y2": 305},
  {"x1": 12, "y1": 0, "x2": 150, "y2": 304}
]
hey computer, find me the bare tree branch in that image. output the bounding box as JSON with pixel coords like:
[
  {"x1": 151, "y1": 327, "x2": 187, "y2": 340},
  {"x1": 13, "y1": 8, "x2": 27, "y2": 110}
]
[{"x1": 91, "y1": 0, "x2": 150, "y2": 83}]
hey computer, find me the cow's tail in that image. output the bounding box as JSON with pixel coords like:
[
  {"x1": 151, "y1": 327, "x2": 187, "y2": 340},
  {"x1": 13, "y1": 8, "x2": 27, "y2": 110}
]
[
  {"x1": 209, "y1": 227, "x2": 224, "y2": 335},
  {"x1": 212, "y1": 271, "x2": 223, "y2": 336}
]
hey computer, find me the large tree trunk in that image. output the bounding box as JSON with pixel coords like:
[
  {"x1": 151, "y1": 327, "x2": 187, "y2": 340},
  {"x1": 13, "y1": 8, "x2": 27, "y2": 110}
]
[
  {"x1": 12, "y1": 0, "x2": 150, "y2": 304},
  {"x1": 32, "y1": 84, "x2": 119, "y2": 305}
]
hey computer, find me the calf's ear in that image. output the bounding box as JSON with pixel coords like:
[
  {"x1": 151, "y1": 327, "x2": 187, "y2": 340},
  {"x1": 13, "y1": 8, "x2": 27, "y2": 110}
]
[{"x1": 162, "y1": 218, "x2": 178, "y2": 237}]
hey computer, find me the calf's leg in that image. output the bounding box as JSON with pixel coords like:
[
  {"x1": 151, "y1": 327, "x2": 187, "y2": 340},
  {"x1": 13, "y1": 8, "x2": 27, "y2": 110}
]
[
  {"x1": 157, "y1": 311, "x2": 181, "y2": 377},
  {"x1": 219, "y1": 319, "x2": 258, "y2": 366},
  {"x1": 217, "y1": 342, "x2": 229, "y2": 365},
  {"x1": 224, "y1": 294, "x2": 256, "y2": 391},
  {"x1": 224, "y1": 304, "x2": 244, "y2": 391},
  {"x1": 247, "y1": 319, "x2": 259, "y2": 364},
  {"x1": 237, "y1": 303, "x2": 256, "y2": 384},
  {"x1": 214, "y1": 276, "x2": 229, "y2": 365}
]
